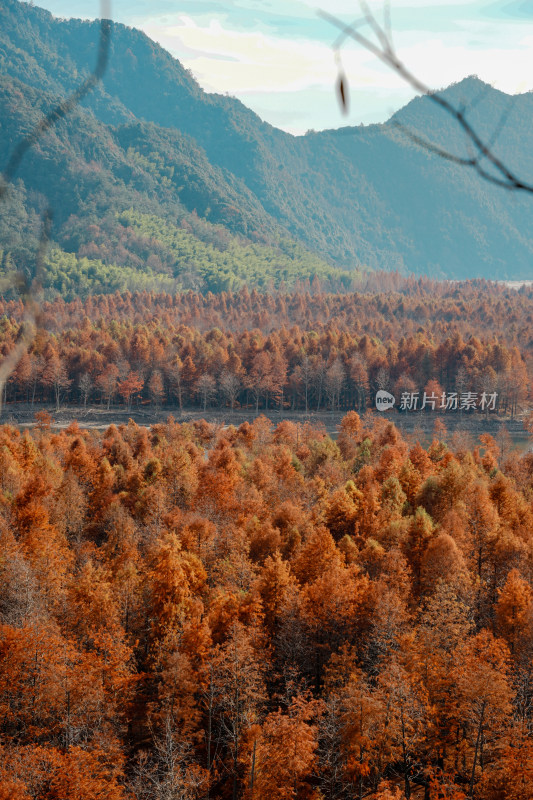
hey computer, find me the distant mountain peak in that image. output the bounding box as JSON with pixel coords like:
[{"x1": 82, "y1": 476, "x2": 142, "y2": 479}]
[
  {"x1": 438, "y1": 74, "x2": 509, "y2": 105},
  {"x1": 390, "y1": 75, "x2": 497, "y2": 122},
  {"x1": 443, "y1": 75, "x2": 493, "y2": 93}
]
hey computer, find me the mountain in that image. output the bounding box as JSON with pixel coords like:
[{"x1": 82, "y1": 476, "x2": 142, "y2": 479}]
[{"x1": 1, "y1": 0, "x2": 533, "y2": 291}]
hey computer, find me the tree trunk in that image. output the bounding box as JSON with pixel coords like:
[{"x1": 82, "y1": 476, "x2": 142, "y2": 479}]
[
  {"x1": 250, "y1": 738, "x2": 257, "y2": 798},
  {"x1": 468, "y1": 703, "x2": 486, "y2": 798},
  {"x1": 65, "y1": 689, "x2": 71, "y2": 752},
  {"x1": 401, "y1": 706, "x2": 411, "y2": 799},
  {"x1": 206, "y1": 669, "x2": 213, "y2": 800}
]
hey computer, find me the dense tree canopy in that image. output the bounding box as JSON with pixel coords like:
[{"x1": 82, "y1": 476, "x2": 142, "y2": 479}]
[
  {"x1": 0, "y1": 279, "x2": 530, "y2": 415},
  {"x1": 0, "y1": 412, "x2": 532, "y2": 798}
]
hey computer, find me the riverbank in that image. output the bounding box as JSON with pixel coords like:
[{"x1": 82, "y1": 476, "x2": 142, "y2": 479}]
[{"x1": 1, "y1": 403, "x2": 530, "y2": 451}]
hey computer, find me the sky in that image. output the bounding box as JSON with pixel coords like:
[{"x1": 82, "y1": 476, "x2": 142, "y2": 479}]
[{"x1": 31, "y1": 0, "x2": 533, "y2": 135}]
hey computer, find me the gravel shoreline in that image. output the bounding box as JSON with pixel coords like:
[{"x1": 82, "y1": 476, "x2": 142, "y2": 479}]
[{"x1": 1, "y1": 403, "x2": 530, "y2": 448}]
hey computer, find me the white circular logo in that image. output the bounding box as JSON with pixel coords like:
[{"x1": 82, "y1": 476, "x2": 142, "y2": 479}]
[{"x1": 376, "y1": 390, "x2": 395, "y2": 411}]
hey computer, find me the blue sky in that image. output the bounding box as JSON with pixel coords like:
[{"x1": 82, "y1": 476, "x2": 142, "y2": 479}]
[{"x1": 32, "y1": 1, "x2": 533, "y2": 134}]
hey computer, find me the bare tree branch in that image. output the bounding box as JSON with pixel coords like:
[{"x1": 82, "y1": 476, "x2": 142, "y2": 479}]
[{"x1": 319, "y1": 3, "x2": 533, "y2": 194}]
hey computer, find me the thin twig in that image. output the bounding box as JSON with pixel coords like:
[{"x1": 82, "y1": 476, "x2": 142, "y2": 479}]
[
  {"x1": 484, "y1": 94, "x2": 516, "y2": 154},
  {"x1": 319, "y1": 4, "x2": 533, "y2": 194}
]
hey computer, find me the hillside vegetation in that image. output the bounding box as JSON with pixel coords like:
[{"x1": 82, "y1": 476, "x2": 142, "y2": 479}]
[{"x1": 2, "y1": 0, "x2": 533, "y2": 287}]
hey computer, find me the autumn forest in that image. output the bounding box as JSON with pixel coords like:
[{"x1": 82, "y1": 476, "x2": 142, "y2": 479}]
[
  {"x1": 2, "y1": 281, "x2": 533, "y2": 799},
  {"x1": 0, "y1": 278, "x2": 531, "y2": 417},
  {"x1": 1, "y1": 408, "x2": 533, "y2": 799},
  {"x1": 0, "y1": 279, "x2": 533, "y2": 800}
]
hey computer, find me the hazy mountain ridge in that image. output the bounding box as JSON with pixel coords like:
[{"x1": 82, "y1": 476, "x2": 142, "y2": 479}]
[{"x1": 1, "y1": 0, "x2": 533, "y2": 283}]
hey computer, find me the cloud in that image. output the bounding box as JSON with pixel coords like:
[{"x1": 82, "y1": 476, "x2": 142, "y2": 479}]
[
  {"x1": 35, "y1": 0, "x2": 533, "y2": 133},
  {"x1": 144, "y1": 15, "x2": 359, "y2": 93},
  {"x1": 144, "y1": 10, "x2": 533, "y2": 96},
  {"x1": 393, "y1": 29, "x2": 533, "y2": 95},
  {"x1": 148, "y1": 13, "x2": 462, "y2": 95}
]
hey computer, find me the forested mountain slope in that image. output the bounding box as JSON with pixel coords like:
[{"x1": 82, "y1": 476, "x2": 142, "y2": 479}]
[{"x1": 1, "y1": 0, "x2": 533, "y2": 286}]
